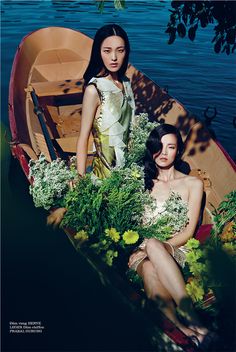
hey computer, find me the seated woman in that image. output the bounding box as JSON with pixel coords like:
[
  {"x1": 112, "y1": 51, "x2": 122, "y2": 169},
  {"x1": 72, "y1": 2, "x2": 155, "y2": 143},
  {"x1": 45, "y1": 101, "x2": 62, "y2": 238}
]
[{"x1": 128, "y1": 123, "x2": 210, "y2": 347}]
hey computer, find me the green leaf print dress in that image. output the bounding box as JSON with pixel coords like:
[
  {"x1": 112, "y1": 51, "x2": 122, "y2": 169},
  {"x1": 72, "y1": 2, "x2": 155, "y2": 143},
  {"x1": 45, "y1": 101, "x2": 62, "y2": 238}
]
[{"x1": 88, "y1": 76, "x2": 135, "y2": 178}]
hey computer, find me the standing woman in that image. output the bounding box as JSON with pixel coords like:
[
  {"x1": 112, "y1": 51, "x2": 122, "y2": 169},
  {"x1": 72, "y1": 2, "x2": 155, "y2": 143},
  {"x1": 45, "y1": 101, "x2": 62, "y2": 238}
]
[
  {"x1": 128, "y1": 124, "x2": 213, "y2": 348},
  {"x1": 47, "y1": 24, "x2": 134, "y2": 226},
  {"x1": 77, "y1": 24, "x2": 135, "y2": 178}
]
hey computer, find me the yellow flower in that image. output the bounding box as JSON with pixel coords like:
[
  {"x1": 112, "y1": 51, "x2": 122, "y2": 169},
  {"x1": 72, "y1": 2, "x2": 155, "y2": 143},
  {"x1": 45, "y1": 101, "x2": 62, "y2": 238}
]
[
  {"x1": 185, "y1": 249, "x2": 203, "y2": 264},
  {"x1": 131, "y1": 169, "x2": 141, "y2": 179},
  {"x1": 186, "y1": 278, "x2": 205, "y2": 303},
  {"x1": 122, "y1": 230, "x2": 139, "y2": 245},
  {"x1": 74, "y1": 230, "x2": 89, "y2": 242},
  {"x1": 105, "y1": 250, "x2": 118, "y2": 266},
  {"x1": 189, "y1": 262, "x2": 207, "y2": 276},
  {"x1": 185, "y1": 238, "x2": 200, "y2": 250},
  {"x1": 222, "y1": 242, "x2": 236, "y2": 256},
  {"x1": 105, "y1": 228, "x2": 120, "y2": 242}
]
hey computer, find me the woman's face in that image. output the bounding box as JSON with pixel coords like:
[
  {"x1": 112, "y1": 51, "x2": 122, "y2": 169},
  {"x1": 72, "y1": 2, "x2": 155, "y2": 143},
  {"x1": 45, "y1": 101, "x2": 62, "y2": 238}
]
[
  {"x1": 100, "y1": 35, "x2": 126, "y2": 73},
  {"x1": 153, "y1": 133, "x2": 178, "y2": 168}
]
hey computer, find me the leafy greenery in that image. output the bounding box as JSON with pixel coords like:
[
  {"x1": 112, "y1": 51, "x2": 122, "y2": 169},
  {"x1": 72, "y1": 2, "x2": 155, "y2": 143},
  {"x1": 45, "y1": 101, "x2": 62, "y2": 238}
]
[
  {"x1": 60, "y1": 164, "x2": 189, "y2": 269},
  {"x1": 184, "y1": 190, "x2": 236, "y2": 326},
  {"x1": 61, "y1": 173, "x2": 103, "y2": 236},
  {"x1": 165, "y1": 1, "x2": 236, "y2": 54},
  {"x1": 211, "y1": 190, "x2": 236, "y2": 237},
  {"x1": 28, "y1": 114, "x2": 189, "y2": 268},
  {"x1": 61, "y1": 163, "x2": 150, "y2": 236}
]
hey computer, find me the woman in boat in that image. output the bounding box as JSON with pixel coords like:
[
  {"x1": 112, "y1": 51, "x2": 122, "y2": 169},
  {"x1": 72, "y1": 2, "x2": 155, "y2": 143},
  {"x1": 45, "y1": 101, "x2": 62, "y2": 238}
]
[
  {"x1": 76, "y1": 24, "x2": 135, "y2": 179},
  {"x1": 128, "y1": 124, "x2": 212, "y2": 348},
  {"x1": 47, "y1": 24, "x2": 135, "y2": 225}
]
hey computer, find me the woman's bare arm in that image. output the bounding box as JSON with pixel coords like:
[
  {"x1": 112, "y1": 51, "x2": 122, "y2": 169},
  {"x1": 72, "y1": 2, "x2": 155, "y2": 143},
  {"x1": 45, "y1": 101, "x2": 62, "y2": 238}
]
[
  {"x1": 76, "y1": 85, "x2": 99, "y2": 176},
  {"x1": 167, "y1": 177, "x2": 203, "y2": 247}
]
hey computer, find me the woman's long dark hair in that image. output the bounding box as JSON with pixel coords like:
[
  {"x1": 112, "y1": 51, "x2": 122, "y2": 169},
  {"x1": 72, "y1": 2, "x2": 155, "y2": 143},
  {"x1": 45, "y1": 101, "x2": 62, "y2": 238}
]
[
  {"x1": 144, "y1": 124, "x2": 185, "y2": 191},
  {"x1": 83, "y1": 24, "x2": 130, "y2": 85}
]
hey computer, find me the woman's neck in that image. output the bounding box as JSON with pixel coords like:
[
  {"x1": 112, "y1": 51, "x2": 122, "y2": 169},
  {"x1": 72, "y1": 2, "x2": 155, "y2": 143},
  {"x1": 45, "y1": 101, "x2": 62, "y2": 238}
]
[
  {"x1": 109, "y1": 73, "x2": 119, "y2": 82},
  {"x1": 157, "y1": 167, "x2": 176, "y2": 183}
]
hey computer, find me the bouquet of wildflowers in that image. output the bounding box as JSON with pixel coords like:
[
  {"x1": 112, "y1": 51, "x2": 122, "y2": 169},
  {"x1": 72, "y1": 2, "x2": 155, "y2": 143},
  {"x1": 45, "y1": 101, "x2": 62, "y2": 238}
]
[
  {"x1": 28, "y1": 154, "x2": 77, "y2": 210},
  {"x1": 61, "y1": 163, "x2": 152, "y2": 267},
  {"x1": 90, "y1": 228, "x2": 140, "y2": 267},
  {"x1": 125, "y1": 113, "x2": 159, "y2": 167}
]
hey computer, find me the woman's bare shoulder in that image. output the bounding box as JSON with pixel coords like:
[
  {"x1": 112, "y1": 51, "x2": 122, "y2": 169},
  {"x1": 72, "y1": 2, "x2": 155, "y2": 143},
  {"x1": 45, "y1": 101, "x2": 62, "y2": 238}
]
[
  {"x1": 184, "y1": 174, "x2": 203, "y2": 191},
  {"x1": 84, "y1": 84, "x2": 99, "y2": 97},
  {"x1": 176, "y1": 171, "x2": 203, "y2": 189},
  {"x1": 83, "y1": 84, "x2": 100, "y2": 106}
]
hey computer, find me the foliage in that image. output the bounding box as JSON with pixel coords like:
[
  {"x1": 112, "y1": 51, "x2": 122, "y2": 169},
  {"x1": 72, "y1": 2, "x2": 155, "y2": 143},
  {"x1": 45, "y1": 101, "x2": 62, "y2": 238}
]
[
  {"x1": 28, "y1": 154, "x2": 77, "y2": 210},
  {"x1": 211, "y1": 190, "x2": 236, "y2": 239},
  {"x1": 90, "y1": 227, "x2": 139, "y2": 267},
  {"x1": 28, "y1": 114, "x2": 189, "y2": 268},
  {"x1": 184, "y1": 191, "x2": 236, "y2": 322},
  {"x1": 125, "y1": 113, "x2": 159, "y2": 167},
  {"x1": 61, "y1": 163, "x2": 150, "y2": 267},
  {"x1": 184, "y1": 239, "x2": 210, "y2": 304},
  {"x1": 61, "y1": 173, "x2": 103, "y2": 235},
  {"x1": 166, "y1": 1, "x2": 236, "y2": 54},
  {"x1": 61, "y1": 163, "x2": 149, "y2": 236}
]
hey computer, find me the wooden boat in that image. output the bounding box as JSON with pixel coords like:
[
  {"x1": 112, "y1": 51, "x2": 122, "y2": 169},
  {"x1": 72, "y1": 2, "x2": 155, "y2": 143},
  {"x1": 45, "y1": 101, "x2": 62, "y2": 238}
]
[{"x1": 8, "y1": 26, "x2": 236, "y2": 352}]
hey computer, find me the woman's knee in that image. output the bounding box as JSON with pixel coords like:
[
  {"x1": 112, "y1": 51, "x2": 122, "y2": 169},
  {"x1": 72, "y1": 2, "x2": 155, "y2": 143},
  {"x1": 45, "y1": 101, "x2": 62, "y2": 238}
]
[
  {"x1": 146, "y1": 238, "x2": 165, "y2": 256},
  {"x1": 139, "y1": 260, "x2": 159, "y2": 282}
]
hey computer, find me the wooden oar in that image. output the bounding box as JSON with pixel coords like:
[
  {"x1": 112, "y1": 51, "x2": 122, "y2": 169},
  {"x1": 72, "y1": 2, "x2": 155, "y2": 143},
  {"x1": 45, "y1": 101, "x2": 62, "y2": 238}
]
[{"x1": 30, "y1": 88, "x2": 57, "y2": 161}]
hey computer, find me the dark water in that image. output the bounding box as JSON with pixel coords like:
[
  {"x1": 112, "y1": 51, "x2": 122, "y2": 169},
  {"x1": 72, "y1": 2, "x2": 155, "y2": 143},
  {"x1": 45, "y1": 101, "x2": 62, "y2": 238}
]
[
  {"x1": 2, "y1": 0, "x2": 236, "y2": 159},
  {"x1": 1, "y1": 1, "x2": 236, "y2": 351}
]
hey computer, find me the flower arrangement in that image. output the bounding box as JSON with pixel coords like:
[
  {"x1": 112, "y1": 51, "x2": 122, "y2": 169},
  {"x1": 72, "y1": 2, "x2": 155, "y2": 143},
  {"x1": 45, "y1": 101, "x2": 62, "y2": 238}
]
[
  {"x1": 28, "y1": 154, "x2": 77, "y2": 210},
  {"x1": 124, "y1": 113, "x2": 159, "y2": 167},
  {"x1": 90, "y1": 228, "x2": 140, "y2": 267},
  {"x1": 61, "y1": 163, "x2": 150, "y2": 267},
  {"x1": 60, "y1": 162, "x2": 189, "y2": 268},
  {"x1": 28, "y1": 114, "x2": 189, "y2": 268}
]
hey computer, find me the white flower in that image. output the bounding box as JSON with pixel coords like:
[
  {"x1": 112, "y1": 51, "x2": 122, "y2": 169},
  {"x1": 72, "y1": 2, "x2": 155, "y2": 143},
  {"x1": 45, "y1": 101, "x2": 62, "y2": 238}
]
[{"x1": 29, "y1": 154, "x2": 76, "y2": 210}]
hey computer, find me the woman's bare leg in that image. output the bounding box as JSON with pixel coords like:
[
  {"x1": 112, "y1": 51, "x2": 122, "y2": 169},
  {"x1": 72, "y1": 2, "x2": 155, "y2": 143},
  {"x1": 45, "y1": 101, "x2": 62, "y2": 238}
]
[
  {"x1": 145, "y1": 239, "x2": 208, "y2": 336},
  {"x1": 137, "y1": 259, "x2": 205, "y2": 340}
]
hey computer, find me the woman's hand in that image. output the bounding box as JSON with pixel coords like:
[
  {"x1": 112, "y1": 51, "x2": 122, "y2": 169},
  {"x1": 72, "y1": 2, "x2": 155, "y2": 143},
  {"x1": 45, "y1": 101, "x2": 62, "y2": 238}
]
[
  {"x1": 128, "y1": 249, "x2": 147, "y2": 269},
  {"x1": 69, "y1": 178, "x2": 79, "y2": 190},
  {"x1": 47, "y1": 207, "x2": 67, "y2": 227},
  {"x1": 138, "y1": 238, "x2": 149, "y2": 250}
]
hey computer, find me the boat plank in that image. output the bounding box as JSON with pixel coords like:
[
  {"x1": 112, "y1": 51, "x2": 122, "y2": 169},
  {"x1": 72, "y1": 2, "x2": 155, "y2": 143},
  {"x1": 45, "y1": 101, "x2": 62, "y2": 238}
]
[{"x1": 30, "y1": 78, "x2": 84, "y2": 97}]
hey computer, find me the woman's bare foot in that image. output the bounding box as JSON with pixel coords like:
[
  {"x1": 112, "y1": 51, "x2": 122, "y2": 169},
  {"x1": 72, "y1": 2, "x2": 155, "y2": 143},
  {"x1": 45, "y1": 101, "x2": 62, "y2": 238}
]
[{"x1": 176, "y1": 322, "x2": 207, "y2": 346}]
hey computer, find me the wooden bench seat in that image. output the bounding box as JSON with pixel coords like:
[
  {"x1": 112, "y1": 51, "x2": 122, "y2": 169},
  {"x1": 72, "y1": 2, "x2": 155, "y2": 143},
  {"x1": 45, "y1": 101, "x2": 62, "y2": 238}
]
[
  {"x1": 55, "y1": 135, "x2": 94, "y2": 155},
  {"x1": 30, "y1": 78, "x2": 84, "y2": 97}
]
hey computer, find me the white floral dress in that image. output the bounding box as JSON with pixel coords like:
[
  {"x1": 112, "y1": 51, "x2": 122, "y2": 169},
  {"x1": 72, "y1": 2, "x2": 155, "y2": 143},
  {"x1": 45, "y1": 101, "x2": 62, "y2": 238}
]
[{"x1": 131, "y1": 191, "x2": 190, "y2": 271}]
